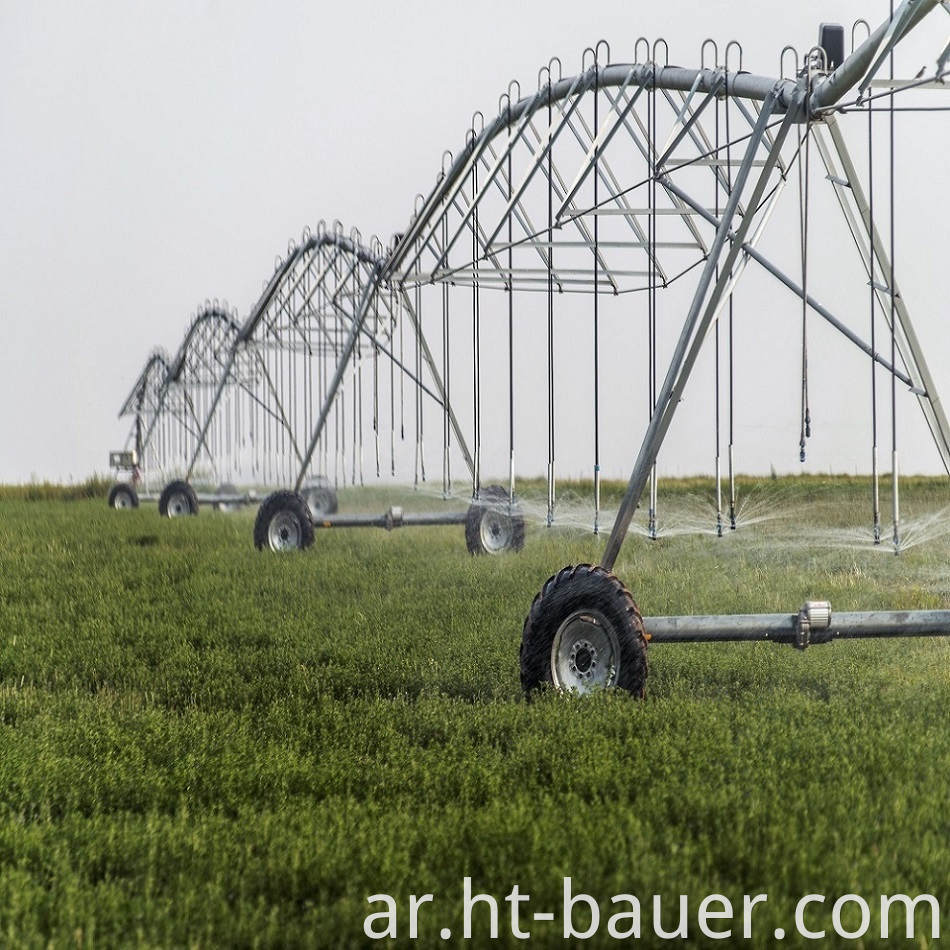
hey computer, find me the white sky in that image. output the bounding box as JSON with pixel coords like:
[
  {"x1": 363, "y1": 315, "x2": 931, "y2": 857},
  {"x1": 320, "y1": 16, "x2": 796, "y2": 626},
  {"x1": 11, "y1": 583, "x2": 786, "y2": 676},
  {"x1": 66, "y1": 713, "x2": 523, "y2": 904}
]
[{"x1": 2, "y1": 0, "x2": 948, "y2": 485}]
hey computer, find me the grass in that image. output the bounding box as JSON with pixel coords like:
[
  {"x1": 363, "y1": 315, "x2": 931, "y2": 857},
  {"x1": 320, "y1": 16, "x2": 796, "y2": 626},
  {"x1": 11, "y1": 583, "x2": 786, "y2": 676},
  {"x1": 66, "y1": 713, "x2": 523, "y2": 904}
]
[
  {"x1": 0, "y1": 476, "x2": 948, "y2": 947},
  {"x1": 0, "y1": 476, "x2": 112, "y2": 503}
]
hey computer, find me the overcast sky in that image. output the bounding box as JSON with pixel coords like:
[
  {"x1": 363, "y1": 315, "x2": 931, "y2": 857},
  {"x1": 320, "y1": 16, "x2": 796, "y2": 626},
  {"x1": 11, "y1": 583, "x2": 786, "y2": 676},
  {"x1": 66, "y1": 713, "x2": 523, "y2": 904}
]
[{"x1": 2, "y1": 0, "x2": 948, "y2": 485}]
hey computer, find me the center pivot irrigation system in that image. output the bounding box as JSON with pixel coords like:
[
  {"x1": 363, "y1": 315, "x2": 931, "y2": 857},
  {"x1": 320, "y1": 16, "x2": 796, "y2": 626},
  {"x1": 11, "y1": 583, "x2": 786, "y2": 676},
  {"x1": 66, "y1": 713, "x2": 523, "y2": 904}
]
[{"x1": 113, "y1": 1, "x2": 950, "y2": 693}]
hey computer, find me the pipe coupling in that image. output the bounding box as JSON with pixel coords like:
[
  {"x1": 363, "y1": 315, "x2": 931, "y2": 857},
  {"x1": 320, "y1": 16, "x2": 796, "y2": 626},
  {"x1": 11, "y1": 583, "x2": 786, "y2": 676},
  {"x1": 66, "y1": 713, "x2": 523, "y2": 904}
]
[{"x1": 796, "y1": 600, "x2": 832, "y2": 650}]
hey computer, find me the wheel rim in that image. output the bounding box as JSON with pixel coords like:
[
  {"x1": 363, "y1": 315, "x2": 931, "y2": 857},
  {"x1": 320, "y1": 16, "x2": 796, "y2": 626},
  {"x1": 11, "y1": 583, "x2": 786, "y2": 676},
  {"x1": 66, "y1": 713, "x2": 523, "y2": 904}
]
[
  {"x1": 305, "y1": 490, "x2": 326, "y2": 516},
  {"x1": 167, "y1": 492, "x2": 191, "y2": 517},
  {"x1": 268, "y1": 510, "x2": 302, "y2": 551},
  {"x1": 480, "y1": 508, "x2": 513, "y2": 553},
  {"x1": 551, "y1": 609, "x2": 620, "y2": 692},
  {"x1": 113, "y1": 491, "x2": 132, "y2": 510}
]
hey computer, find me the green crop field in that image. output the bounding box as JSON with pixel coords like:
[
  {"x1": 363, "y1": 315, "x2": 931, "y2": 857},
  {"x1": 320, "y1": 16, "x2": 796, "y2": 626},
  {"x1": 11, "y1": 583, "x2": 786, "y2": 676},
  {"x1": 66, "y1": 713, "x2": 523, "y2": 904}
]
[{"x1": 0, "y1": 476, "x2": 948, "y2": 948}]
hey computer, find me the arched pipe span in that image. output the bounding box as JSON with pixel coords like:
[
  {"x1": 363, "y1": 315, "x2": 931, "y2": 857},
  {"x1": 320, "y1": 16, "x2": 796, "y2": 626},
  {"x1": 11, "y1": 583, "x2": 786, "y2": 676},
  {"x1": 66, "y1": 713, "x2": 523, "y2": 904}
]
[
  {"x1": 383, "y1": 0, "x2": 942, "y2": 285},
  {"x1": 118, "y1": 349, "x2": 171, "y2": 419},
  {"x1": 129, "y1": 306, "x2": 242, "y2": 476},
  {"x1": 237, "y1": 230, "x2": 389, "y2": 345},
  {"x1": 184, "y1": 229, "x2": 398, "y2": 483},
  {"x1": 167, "y1": 305, "x2": 241, "y2": 383}
]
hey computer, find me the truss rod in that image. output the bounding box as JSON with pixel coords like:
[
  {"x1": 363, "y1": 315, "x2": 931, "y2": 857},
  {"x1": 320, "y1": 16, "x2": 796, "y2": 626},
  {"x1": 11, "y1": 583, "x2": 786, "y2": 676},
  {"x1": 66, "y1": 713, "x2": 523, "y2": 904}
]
[
  {"x1": 293, "y1": 268, "x2": 384, "y2": 491},
  {"x1": 553, "y1": 74, "x2": 658, "y2": 284},
  {"x1": 355, "y1": 325, "x2": 444, "y2": 408},
  {"x1": 655, "y1": 73, "x2": 724, "y2": 168},
  {"x1": 390, "y1": 286, "x2": 475, "y2": 483},
  {"x1": 601, "y1": 86, "x2": 794, "y2": 572},
  {"x1": 555, "y1": 68, "x2": 647, "y2": 217},
  {"x1": 399, "y1": 83, "x2": 555, "y2": 282},
  {"x1": 664, "y1": 179, "x2": 915, "y2": 389},
  {"x1": 478, "y1": 132, "x2": 561, "y2": 279},
  {"x1": 383, "y1": 65, "x2": 802, "y2": 285},
  {"x1": 821, "y1": 114, "x2": 950, "y2": 473},
  {"x1": 477, "y1": 73, "x2": 593, "y2": 261}
]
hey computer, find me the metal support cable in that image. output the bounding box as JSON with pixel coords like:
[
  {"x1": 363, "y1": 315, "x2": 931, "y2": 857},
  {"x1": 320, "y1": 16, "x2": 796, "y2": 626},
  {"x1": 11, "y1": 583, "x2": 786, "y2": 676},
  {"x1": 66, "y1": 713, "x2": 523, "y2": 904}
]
[
  {"x1": 726, "y1": 82, "x2": 737, "y2": 530},
  {"x1": 508, "y1": 100, "x2": 516, "y2": 502},
  {"x1": 868, "y1": 96, "x2": 881, "y2": 543},
  {"x1": 798, "y1": 121, "x2": 812, "y2": 463},
  {"x1": 442, "y1": 216, "x2": 451, "y2": 498},
  {"x1": 547, "y1": 84, "x2": 556, "y2": 526},
  {"x1": 358, "y1": 352, "x2": 365, "y2": 486},
  {"x1": 281, "y1": 311, "x2": 287, "y2": 483},
  {"x1": 389, "y1": 299, "x2": 396, "y2": 478},
  {"x1": 414, "y1": 283, "x2": 425, "y2": 486},
  {"x1": 648, "y1": 68, "x2": 659, "y2": 541},
  {"x1": 397, "y1": 290, "x2": 405, "y2": 445},
  {"x1": 322, "y1": 317, "x2": 328, "y2": 479},
  {"x1": 888, "y1": 15, "x2": 901, "y2": 554},
  {"x1": 305, "y1": 270, "x2": 313, "y2": 479},
  {"x1": 290, "y1": 290, "x2": 297, "y2": 484},
  {"x1": 601, "y1": 86, "x2": 788, "y2": 572},
  {"x1": 375, "y1": 284, "x2": 382, "y2": 478},
  {"x1": 593, "y1": 63, "x2": 602, "y2": 534},
  {"x1": 333, "y1": 258, "x2": 342, "y2": 488},
  {"x1": 354, "y1": 323, "x2": 362, "y2": 486},
  {"x1": 714, "y1": 89, "x2": 723, "y2": 537},
  {"x1": 473, "y1": 153, "x2": 482, "y2": 497}
]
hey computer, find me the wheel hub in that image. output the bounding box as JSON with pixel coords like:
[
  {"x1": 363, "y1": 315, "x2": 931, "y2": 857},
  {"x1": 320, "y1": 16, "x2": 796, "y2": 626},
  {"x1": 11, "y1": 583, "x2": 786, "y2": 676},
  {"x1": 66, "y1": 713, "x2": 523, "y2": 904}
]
[
  {"x1": 551, "y1": 610, "x2": 620, "y2": 692},
  {"x1": 268, "y1": 511, "x2": 301, "y2": 551},
  {"x1": 571, "y1": 641, "x2": 595, "y2": 676},
  {"x1": 168, "y1": 493, "x2": 190, "y2": 517},
  {"x1": 481, "y1": 510, "x2": 512, "y2": 553},
  {"x1": 306, "y1": 489, "x2": 328, "y2": 516}
]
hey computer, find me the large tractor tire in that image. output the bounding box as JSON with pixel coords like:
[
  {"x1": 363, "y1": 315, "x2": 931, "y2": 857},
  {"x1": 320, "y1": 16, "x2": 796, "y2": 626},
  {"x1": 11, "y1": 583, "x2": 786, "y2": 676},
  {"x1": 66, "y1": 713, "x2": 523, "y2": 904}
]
[
  {"x1": 158, "y1": 480, "x2": 199, "y2": 518},
  {"x1": 520, "y1": 564, "x2": 648, "y2": 697},
  {"x1": 254, "y1": 491, "x2": 315, "y2": 552}
]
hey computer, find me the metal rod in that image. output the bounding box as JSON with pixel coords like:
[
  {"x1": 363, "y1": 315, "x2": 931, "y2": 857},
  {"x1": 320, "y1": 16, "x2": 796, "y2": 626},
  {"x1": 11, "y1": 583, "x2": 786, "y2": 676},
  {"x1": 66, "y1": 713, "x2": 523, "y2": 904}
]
[
  {"x1": 601, "y1": 86, "x2": 790, "y2": 572},
  {"x1": 311, "y1": 509, "x2": 469, "y2": 530},
  {"x1": 294, "y1": 266, "x2": 383, "y2": 492},
  {"x1": 397, "y1": 286, "x2": 476, "y2": 480},
  {"x1": 809, "y1": 0, "x2": 940, "y2": 110},
  {"x1": 664, "y1": 178, "x2": 914, "y2": 389},
  {"x1": 646, "y1": 608, "x2": 950, "y2": 644},
  {"x1": 822, "y1": 116, "x2": 950, "y2": 474}
]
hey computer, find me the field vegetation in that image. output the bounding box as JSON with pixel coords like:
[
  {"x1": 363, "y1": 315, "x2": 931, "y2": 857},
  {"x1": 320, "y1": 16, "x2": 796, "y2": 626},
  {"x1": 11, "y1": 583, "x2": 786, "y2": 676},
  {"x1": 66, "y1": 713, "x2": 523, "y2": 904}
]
[{"x1": 0, "y1": 475, "x2": 948, "y2": 947}]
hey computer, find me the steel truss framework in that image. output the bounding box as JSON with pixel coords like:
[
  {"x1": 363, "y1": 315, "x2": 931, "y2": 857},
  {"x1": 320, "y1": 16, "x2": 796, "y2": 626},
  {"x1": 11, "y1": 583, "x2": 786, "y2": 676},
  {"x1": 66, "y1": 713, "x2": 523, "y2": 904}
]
[
  {"x1": 119, "y1": 348, "x2": 171, "y2": 491},
  {"x1": 122, "y1": 224, "x2": 470, "y2": 494},
  {"x1": 118, "y1": 301, "x2": 246, "y2": 495},
  {"x1": 122, "y1": 0, "x2": 950, "y2": 553}
]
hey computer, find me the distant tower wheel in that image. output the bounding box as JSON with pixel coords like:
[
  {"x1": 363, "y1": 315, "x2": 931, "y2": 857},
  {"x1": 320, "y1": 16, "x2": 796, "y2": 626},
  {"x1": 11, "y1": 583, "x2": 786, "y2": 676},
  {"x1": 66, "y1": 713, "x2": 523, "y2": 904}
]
[
  {"x1": 254, "y1": 491, "x2": 315, "y2": 552},
  {"x1": 158, "y1": 480, "x2": 199, "y2": 518},
  {"x1": 302, "y1": 476, "x2": 338, "y2": 517},
  {"x1": 108, "y1": 483, "x2": 139, "y2": 510},
  {"x1": 465, "y1": 485, "x2": 525, "y2": 555}
]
